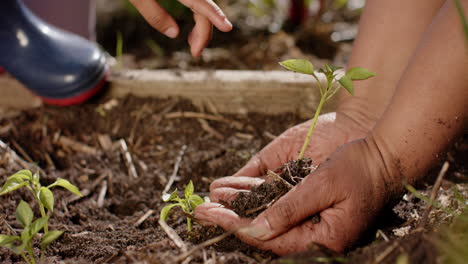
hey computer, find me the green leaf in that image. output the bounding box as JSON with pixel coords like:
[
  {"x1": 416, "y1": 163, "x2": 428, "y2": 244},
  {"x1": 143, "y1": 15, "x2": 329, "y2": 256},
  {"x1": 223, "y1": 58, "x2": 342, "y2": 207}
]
[
  {"x1": 0, "y1": 176, "x2": 28, "y2": 196},
  {"x1": 160, "y1": 203, "x2": 181, "y2": 221},
  {"x1": 338, "y1": 76, "x2": 354, "y2": 95},
  {"x1": 0, "y1": 235, "x2": 23, "y2": 254},
  {"x1": 279, "y1": 59, "x2": 314, "y2": 75},
  {"x1": 39, "y1": 187, "x2": 54, "y2": 211},
  {"x1": 16, "y1": 200, "x2": 33, "y2": 228},
  {"x1": 188, "y1": 195, "x2": 205, "y2": 210},
  {"x1": 40, "y1": 230, "x2": 63, "y2": 249},
  {"x1": 48, "y1": 178, "x2": 82, "y2": 197},
  {"x1": 21, "y1": 225, "x2": 31, "y2": 242},
  {"x1": 162, "y1": 189, "x2": 179, "y2": 202},
  {"x1": 29, "y1": 217, "x2": 48, "y2": 237},
  {"x1": 0, "y1": 235, "x2": 21, "y2": 247},
  {"x1": 185, "y1": 181, "x2": 194, "y2": 199},
  {"x1": 32, "y1": 172, "x2": 40, "y2": 184},
  {"x1": 12, "y1": 170, "x2": 32, "y2": 181},
  {"x1": 346, "y1": 67, "x2": 376, "y2": 80}
]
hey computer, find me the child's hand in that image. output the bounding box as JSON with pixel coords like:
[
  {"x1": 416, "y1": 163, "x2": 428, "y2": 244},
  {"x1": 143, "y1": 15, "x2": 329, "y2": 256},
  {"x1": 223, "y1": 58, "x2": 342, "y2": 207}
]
[
  {"x1": 129, "y1": 0, "x2": 232, "y2": 57},
  {"x1": 195, "y1": 138, "x2": 398, "y2": 255}
]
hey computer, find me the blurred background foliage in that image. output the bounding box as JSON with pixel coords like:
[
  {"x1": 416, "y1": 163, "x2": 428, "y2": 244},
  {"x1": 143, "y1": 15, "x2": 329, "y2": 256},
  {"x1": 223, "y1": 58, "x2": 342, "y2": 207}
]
[{"x1": 96, "y1": 0, "x2": 366, "y2": 70}]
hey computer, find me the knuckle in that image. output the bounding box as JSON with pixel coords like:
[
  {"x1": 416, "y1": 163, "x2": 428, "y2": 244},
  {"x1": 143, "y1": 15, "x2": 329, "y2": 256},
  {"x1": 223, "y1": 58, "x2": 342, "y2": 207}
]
[
  {"x1": 268, "y1": 202, "x2": 297, "y2": 229},
  {"x1": 147, "y1": 14, "x2": 167, "y2": 29}
]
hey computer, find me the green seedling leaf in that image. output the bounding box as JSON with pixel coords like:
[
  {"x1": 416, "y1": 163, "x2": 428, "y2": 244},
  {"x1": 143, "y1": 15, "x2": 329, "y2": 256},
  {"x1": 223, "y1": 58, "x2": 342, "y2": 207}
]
[
  {"x1": 338, "y1": 76, "x2": 354, "y2": 95},
  {"x1": 279, "y1": 59, "x2": 314, "y2": 75},
  {"x1": 160, "y1": 203, "x2": 181, "y2": 221},
  {"x1": 0, "y1": 176, "x2": 28, "y2": 196},
  {"x1": 40, "y1": 230, "x2": 63, "y2": 249},
  {"x1": 16, "y1": 200, "x2": 33, "y2": 228},
  {"x1": 0, "y1": 235, "x2": 20, "y2": 247},
  {"x1": 32, "y1": 172, "x2": 40, "y2": 184},
  {"x1": 188, "y1": 194, "x2": 204, "y2": 210},
  {"x1": 29, "y1": 217, "x2": 48, "y2": 238},
  {"x1": 185, "y1": 181, "x2": 194, "y2": 199},
  {"x1": 346, "y1": 67, "x2": 376, "y2": 80},
  {"x1": 0, "y1": 235, "x2": 24, "y2": 255},
  {"x1": 48, "y1": 178, "x2": 82, "y2": 197},
  {"x1": 11, "y1": 170, "x2": 32, "y2": 181},
  {"x1": 21, "y1": 226, "x2": 31, "y2": 242},
  {"x1": 39, "y1": 187, "x2": 54, "y2": 211},
  {"x1": 162, "y1": 189, "x2": 179, "y2": 202}
]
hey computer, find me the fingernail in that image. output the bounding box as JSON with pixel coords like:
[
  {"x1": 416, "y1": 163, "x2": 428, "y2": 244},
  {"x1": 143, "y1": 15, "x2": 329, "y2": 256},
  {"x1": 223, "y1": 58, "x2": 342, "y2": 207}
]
[
  {"x1": 223, "y1": 18, "x2": 233, "y2": 29},
  {"x1": 241, "y1": 218, "x2": 272, "y2": 240},
  {"x1": 164, "y1": 27, "x2": 178, "y2": 38}
]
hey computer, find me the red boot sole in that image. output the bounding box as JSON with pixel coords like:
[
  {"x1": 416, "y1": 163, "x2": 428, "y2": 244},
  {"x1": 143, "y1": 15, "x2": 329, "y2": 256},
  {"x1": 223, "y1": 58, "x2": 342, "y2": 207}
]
[{"x1": 39, "y1": 73, "x2": 107, "y2": 106}]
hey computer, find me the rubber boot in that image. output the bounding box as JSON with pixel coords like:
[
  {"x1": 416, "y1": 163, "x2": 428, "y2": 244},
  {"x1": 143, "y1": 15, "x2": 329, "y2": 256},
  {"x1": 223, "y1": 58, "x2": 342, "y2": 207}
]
[{"x1": 0, "y1": 0, "x2": 107, "y2": 106}]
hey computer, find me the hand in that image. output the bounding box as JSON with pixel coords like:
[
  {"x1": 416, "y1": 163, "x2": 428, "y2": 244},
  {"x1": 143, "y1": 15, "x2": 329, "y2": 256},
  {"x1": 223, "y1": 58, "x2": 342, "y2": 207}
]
[
  {"x1": 207, "y1": 111, "x2": 375, "y2": 220},
  {"x1": 195, "y1": 138, "x2": 400, "y2": 255},
  {"x1": 129, "y1": 0, "x2": 232, "y2": 57}
]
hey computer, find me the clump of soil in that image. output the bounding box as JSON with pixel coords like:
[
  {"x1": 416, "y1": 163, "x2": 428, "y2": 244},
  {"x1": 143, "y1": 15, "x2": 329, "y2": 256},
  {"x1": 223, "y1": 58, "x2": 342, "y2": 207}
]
[{"x1": 231, "y1": 158, "x2": 316, "y2": 218}]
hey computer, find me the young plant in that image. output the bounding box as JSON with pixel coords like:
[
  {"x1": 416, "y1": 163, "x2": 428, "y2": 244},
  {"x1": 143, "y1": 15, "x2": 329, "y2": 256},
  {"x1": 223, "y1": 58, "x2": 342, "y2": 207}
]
[
  {"x1": 160, "y1": 180, "x2": 205, "y2": 232},
  {"x1": 279, "y1": 59, "x2": 376, "y2": 160},
  {"x1": 0, "y1": 170, "x2": 82, "y2": 264}
]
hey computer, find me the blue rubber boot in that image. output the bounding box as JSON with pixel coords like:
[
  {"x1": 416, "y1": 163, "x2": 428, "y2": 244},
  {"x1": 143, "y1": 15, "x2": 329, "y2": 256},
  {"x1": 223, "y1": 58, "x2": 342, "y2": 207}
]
[{"x1": 0, "y1": 0, "x2": 107, "y2": 106}]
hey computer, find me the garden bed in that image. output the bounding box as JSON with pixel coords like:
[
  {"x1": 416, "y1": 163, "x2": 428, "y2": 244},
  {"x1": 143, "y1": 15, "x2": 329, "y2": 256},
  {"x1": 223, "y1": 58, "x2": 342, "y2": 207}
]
[{"x1": 0, "y1": 72, "x2": 466, "y2": 263}]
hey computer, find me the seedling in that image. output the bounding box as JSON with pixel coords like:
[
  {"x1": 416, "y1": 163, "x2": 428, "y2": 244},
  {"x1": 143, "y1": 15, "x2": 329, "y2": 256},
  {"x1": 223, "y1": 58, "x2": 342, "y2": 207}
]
[
  {"x1": 160, "y1": 180, "x2": 205, "y2": 231},
  {"x1": 279, "y1": 59, "x2": 376, "y2": 160},
  {"x1": 0, "y1": 170, "x2": 82, "y2": 264}
]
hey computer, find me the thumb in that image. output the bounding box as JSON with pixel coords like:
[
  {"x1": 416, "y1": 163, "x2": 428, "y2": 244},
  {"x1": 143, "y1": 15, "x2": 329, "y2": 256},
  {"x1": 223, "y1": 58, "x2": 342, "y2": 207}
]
[{"x1": 245, "y1": 168, "x2": 335, "y2": 240}]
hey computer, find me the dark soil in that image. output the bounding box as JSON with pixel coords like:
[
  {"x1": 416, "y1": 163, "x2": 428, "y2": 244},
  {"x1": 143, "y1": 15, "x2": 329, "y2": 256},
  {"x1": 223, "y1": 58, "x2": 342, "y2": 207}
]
[
  {"x1": 0, "y1": 96, "x2": 466, "y2": 263},
  {"x1": 231, "y1": 158, "x2": 315, "y2": 218}
]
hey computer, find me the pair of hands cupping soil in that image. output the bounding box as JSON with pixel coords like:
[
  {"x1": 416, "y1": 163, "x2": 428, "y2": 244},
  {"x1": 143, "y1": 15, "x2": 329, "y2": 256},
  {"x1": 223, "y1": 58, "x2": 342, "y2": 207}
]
[{"x1": 195, "y1": 112, "x2": 396, "y2": 255}]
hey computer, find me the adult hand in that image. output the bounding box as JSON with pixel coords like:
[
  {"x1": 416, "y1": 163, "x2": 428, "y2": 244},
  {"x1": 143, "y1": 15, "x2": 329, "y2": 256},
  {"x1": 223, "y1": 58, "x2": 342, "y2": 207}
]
[
  {"x1": 195, "y1": 138, "x2": 400, "y2": 255},
  {"x1": 129, "y1": 0, "x2": 232, "y2": 57},
  {"x1": 208, "y1": 111, "x2": 374, "y2": 203}
]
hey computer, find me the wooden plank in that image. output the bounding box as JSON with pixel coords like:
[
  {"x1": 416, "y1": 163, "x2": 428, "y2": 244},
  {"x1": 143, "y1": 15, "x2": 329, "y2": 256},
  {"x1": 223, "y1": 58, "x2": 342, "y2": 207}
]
[
  {"x1": 109, "y1": 70, "x2": 337, "y2": 117},
  {"x1": 0, "y1": 75, "x2": 41, "y2": 109},
  {"x1": 0, "y1": 70, "x2": 337, "y2": 117}
]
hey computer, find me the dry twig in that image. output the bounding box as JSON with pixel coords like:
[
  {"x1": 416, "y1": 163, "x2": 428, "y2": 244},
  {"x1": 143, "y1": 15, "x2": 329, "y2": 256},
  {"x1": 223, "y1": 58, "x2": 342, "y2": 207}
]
[
  {"x1": 267, "y1": 170, "x2": 293, "y2": 189},
  {"x1": 97, "y1": 180, "x2": 108, "y2": 208},
  {"x1": 0, "y1": 139, "x2": 43, "y2": 174},
  {"x1": 134, "y1": 210, "x2": 155, "y2": 227},
  {"x1": 57, "y1": 136, "x2": 98, "y2": 155},
  {"x1": 174, "y1": 231, "x2": 234, "y2": 263},
  {"x1": 163, "y1": 145, "x2": 187, "y2": 195},
  {"x1": 119, "y1": 139, "x2": 139, "y2": 178},
  {"x1": 419, "y1": 161, "x2": 450, "y2": 228},
  {"x1": 197, "y1": 119, "x2": 224, "y2": 140},
  {"x1": 11, "y1": 139, "x2": 34, "y2": 163},
  {"x1": 165, "y1": 112, "x2": 244, "y2": 130},
  {"x1": 158, "y1": 220, "x2": 188, "y2": 252}
]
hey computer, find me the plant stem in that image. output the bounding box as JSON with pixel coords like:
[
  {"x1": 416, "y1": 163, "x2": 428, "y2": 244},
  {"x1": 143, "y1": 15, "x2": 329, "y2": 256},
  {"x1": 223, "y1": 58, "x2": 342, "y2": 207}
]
[
  {"x1": 297, "y1": 93, "x2": 327, "y2": 160},
  {"x1": 187, "y1": 217, "x2": 192, "y2": 232},
  {"x1": 27, "y1": 246, "x2": 36, "y2": 264},
  {"x1": 21, "y1": 253, "x2": 32, "y2": 264},
  {"x1": 311, "y1": 74, "x2": 324, "y2": 96},
  {"x1": 39, "y1": 204, "x2": 48, "y2": 233}
]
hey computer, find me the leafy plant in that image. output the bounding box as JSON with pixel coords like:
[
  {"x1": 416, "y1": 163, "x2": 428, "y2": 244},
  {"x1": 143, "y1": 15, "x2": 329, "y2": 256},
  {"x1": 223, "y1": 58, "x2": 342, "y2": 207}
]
[
  {"x1": 279, "y1": 59, "x2": 376, "y2": 160},
  {"x1": 160, "y1": 180, "x2": 205, "y2": 231},
  {"x1": 0, "y1": 170, "x2": 82, "y2": 264}
]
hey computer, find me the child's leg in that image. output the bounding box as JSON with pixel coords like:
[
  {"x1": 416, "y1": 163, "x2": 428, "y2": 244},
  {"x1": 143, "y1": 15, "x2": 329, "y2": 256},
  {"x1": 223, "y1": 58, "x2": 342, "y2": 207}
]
[{"x1": 22, "y1": 0, "x2": 96, "y2": 40}]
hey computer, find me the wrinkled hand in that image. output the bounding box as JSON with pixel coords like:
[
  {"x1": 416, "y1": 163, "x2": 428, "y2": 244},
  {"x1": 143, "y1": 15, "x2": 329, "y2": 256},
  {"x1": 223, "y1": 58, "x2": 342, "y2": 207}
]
[
  {"x1": 224, "y1": 111, "x2": 372, "y2": 179},
  {"x1": 195, "y1": 138, "x2": 398, "y2": 255},
  {"x1": 129, "y1": 0, "x2": 232, "y2": 57}
]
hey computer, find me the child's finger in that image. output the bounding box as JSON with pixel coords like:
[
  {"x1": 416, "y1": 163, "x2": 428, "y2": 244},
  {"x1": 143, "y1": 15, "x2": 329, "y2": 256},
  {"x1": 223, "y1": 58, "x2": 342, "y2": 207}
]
[
  {"x1": 189, "y1": 13, "x2": 213, "y2": 57},
  {"x1": 129, "y1": 0, "x2": 179, "y2": 38},
  {"x1": 178, "y1": 0, "x2": 232, "y2": 32}
]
